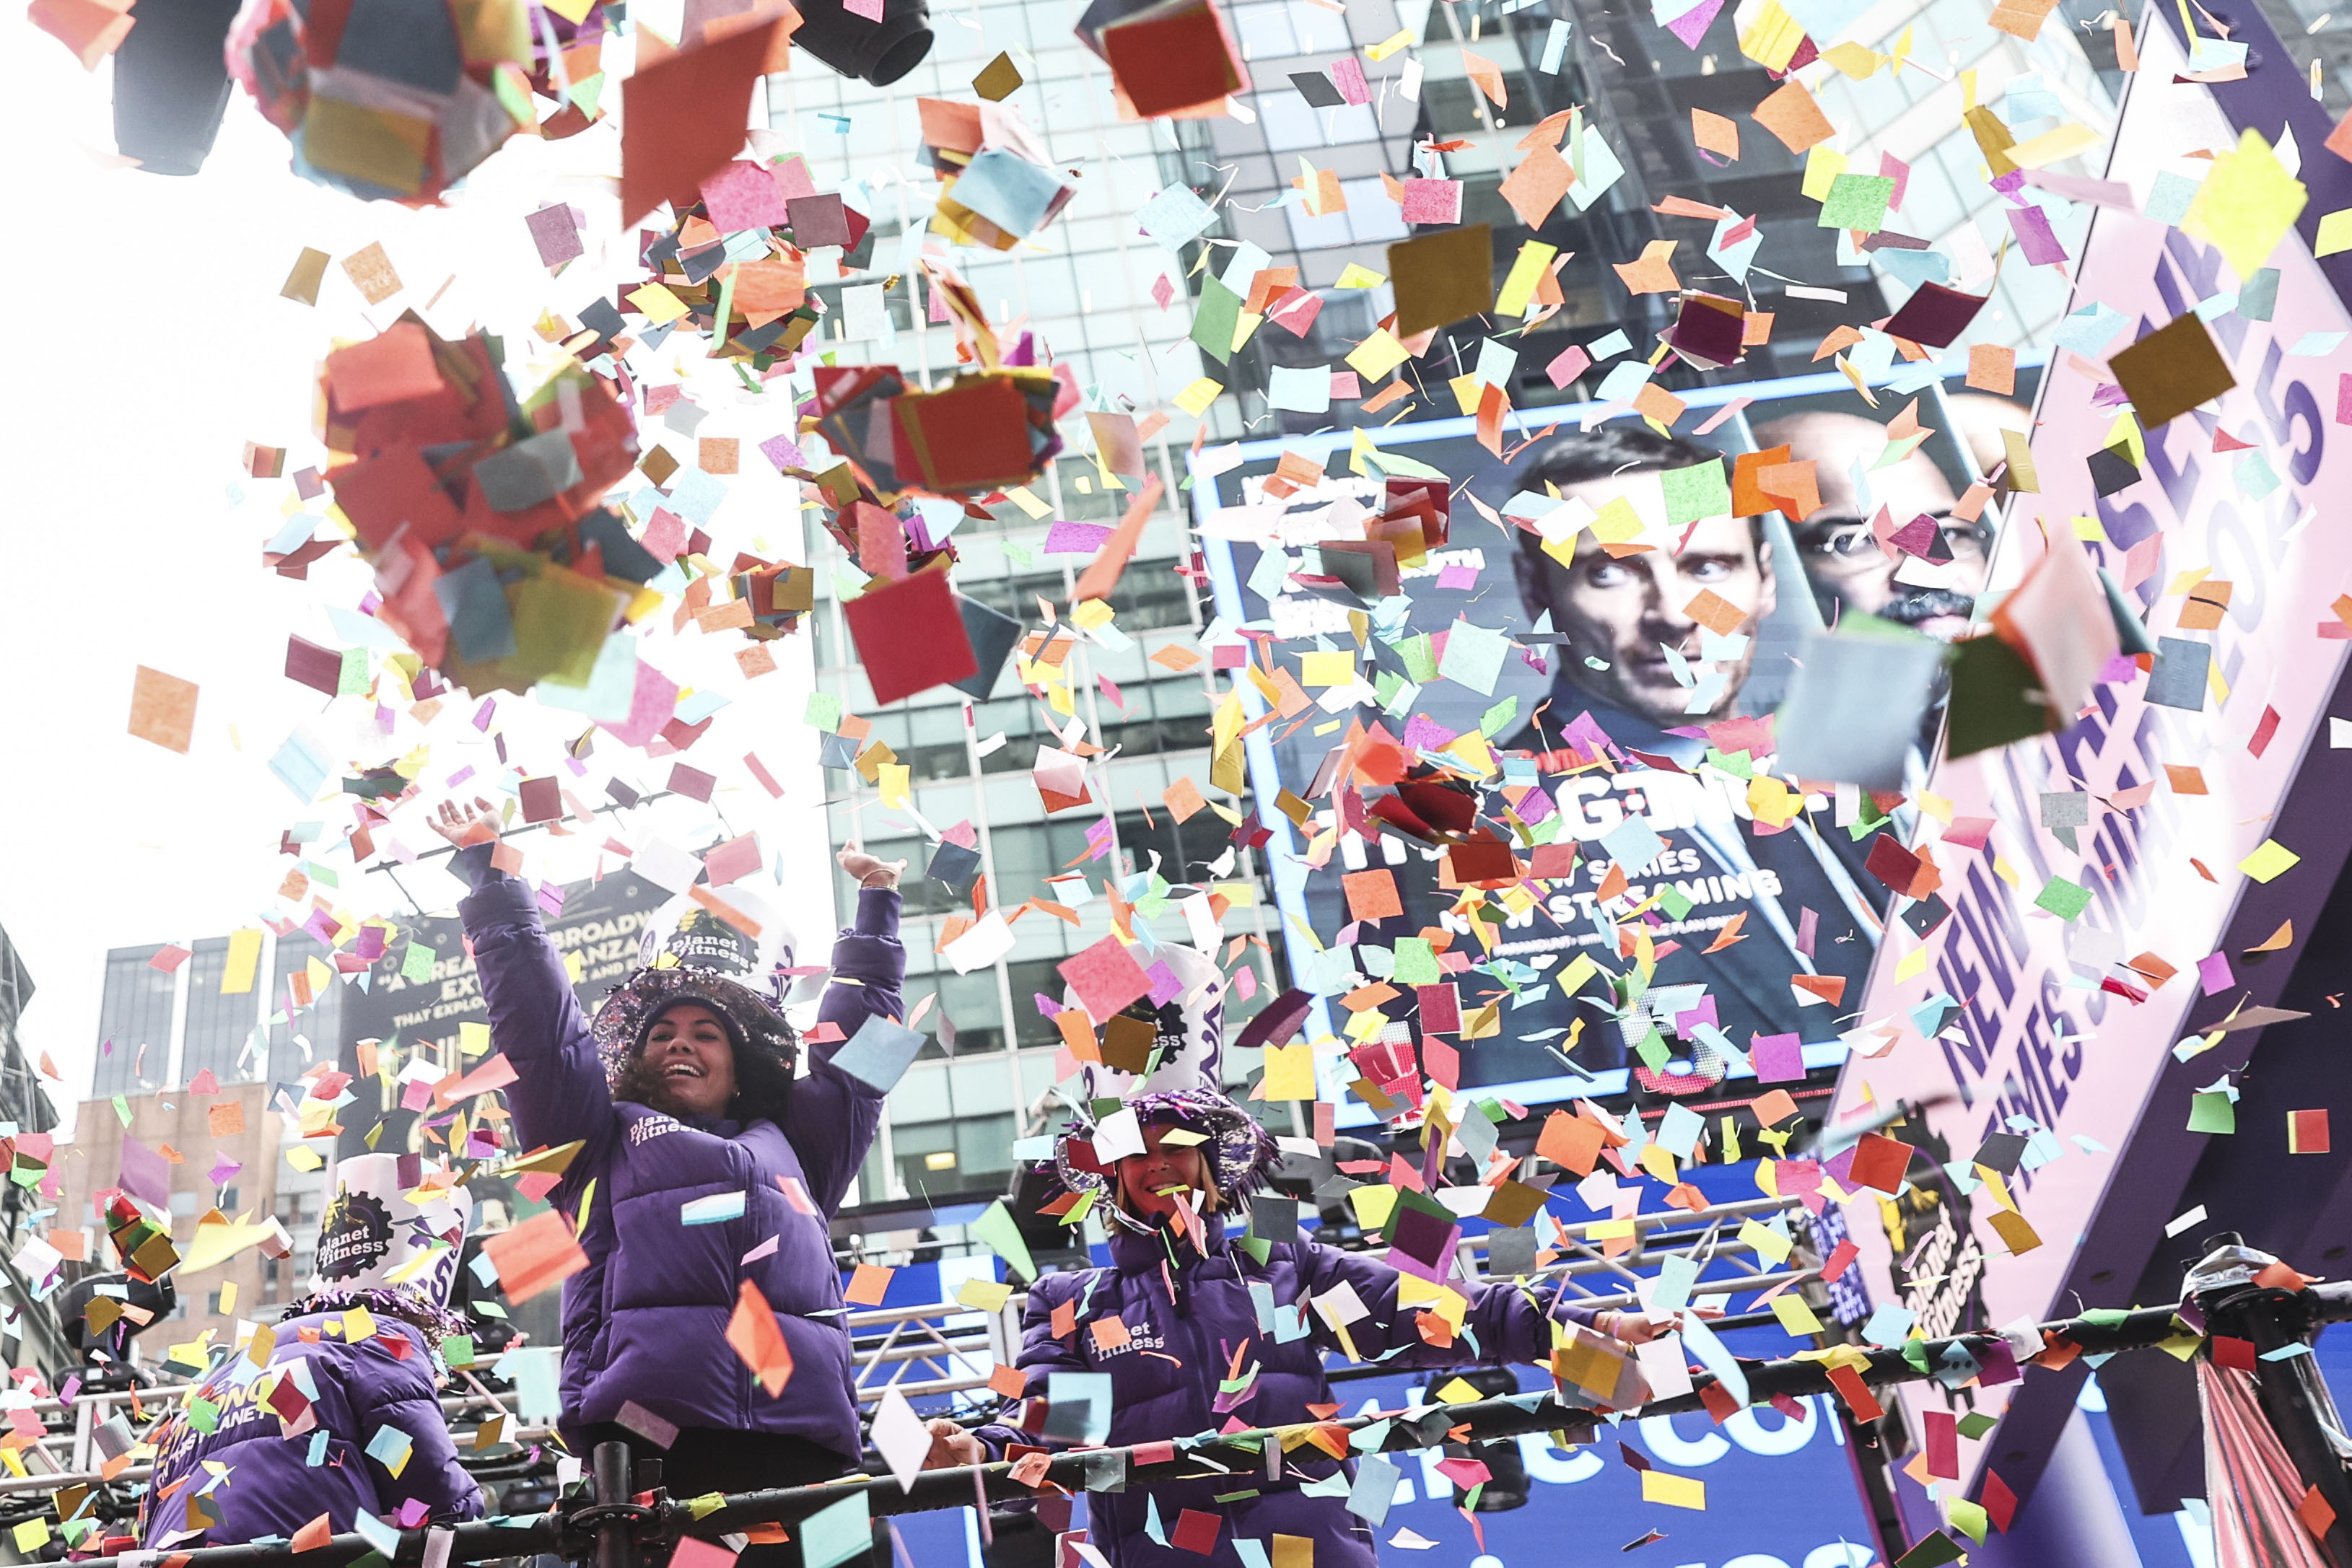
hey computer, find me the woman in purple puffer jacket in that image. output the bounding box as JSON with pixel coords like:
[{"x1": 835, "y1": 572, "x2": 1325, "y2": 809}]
[
  {"x1": 428, "y1": 801, "x2": 906, "y2": 1566},
  {"x1": 924, "y1": 946, "x2": 1666, "y2": 1568}
]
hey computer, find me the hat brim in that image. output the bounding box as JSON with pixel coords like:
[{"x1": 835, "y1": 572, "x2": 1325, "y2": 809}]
[
  {"x1": 592, "y1": 968, "x2": 794, "y2": 1087},
  {"x1": 1054, "y1": 1089, "x2": 1281, "y2": 1214}
]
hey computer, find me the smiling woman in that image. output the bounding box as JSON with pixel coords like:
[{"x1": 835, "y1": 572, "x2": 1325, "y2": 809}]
[
  {"x1": 615, "y1": 1004, "x2": 742, "y2": 1116},
  {"x1": 427, "y1": 798, "x2": 908, "y2": 1568}
]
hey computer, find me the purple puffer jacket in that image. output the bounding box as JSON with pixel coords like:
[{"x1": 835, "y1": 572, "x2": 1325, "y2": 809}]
[
  {"x1": 974, "y1": 1213, "x2": 1590, "y2": 1568},
  {"x1": 460, "y1": 866, "x2": 904, "y2": 1462},
  {"x1": 139, "y1": 1312, "x2": 482, "y2": 1549}
]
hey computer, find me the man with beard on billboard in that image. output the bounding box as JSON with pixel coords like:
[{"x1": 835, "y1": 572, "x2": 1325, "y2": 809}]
[
  {"x1": 1485, "y1": 426, "x2": 1892, "y2": 1080},
  {"x1": 1752, "y1": 408, "x2": 2002, "y2": 641}
]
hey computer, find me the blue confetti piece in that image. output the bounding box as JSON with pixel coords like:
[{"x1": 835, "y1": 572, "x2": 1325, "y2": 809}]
[{"x1": 681, "y1": 1191, "x2": 748, "y2": 1225}]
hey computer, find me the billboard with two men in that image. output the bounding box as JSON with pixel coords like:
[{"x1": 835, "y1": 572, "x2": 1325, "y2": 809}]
[{"x1": 1194, "y1": 363, "x2": 2036, "y2": 1118}]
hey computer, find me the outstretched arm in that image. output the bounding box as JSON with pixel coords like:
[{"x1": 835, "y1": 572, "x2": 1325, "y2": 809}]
[
  {"x1": 1288, "y1": 1238, "x2": 1603, "y2": 1368},
  {"x1": 432, "y1": 800, "x2": 615, "y2": 1189},
  {"x1": 782, "y1": 846, "x2": 909, "y2": 1214},
  {"x1": 958, "y1": 1276, "x2": 1093, "y2": 1463}
]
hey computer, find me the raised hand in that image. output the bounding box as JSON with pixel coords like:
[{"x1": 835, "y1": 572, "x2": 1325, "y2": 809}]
[
  {"x1": 424, "y1": 797, "x2": 499, "y2": 849},
  {"x1": 838, "y1": 841, "x2": 907, "y2": 890}
]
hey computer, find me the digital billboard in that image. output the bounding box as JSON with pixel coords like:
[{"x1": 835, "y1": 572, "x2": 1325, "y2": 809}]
[{"x1": 1192, "y1": 363, "x2": 2035, "y2": 1119}]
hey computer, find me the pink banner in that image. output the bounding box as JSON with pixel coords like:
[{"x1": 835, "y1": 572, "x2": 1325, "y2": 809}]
[{"x1": 1829, "y1": 17, "x2": 2352, "y2": 1497}]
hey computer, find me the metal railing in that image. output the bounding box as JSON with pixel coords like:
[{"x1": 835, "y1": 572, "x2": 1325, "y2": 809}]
[
  {"x1": 49, "y1": 1277, "x2": 2352, "y2": 1568},
  {"x1": 0, "y1": 1192, "x2": 1815, "y2": 1497}
]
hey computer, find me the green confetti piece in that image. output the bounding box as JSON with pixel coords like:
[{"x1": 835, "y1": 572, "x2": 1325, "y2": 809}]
[
  {"x1": 1390, "y1": 938, "x2": 1440, "y2": 986},
  {"x1": 2187, "y1": 1091, "x2": 2236, "y2": 1134},
  {"x1": 1818, "y1": 173, "x2": 1897, "y2": 232},
  {"x1": 1659, "y1": 456, "x2": 1731, "y2": 524},
  {"x1": 2034, "y1": 876, "x2": 2092, "y2": 919}
]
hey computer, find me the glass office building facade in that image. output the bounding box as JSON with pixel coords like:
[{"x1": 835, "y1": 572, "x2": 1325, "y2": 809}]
[
  {"x1": 755, "y1": 0, "x2": 2117, "y2": 1219},
  {"x1": 92, "y1": 931, "x2": 340, "y2": 1100}
]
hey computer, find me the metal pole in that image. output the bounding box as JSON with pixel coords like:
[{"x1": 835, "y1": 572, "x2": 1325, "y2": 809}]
[
  {"x1": 2198, "y1": 1265, "x2": 2352, "y2": 1562},
  {"x1": 587, "y1": 1439, "x2": 644, "y2": 1568}
]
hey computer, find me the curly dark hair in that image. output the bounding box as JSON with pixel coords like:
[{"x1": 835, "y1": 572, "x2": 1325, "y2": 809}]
[{"x1": 612, "y1": 1007, "x2": 800, "y2": 1126}]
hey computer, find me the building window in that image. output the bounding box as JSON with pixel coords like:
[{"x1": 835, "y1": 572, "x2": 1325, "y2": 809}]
[
  {"x1": 267, "y1": 935, "x2": 344, "y2": 1085},
  {"x1": 92, "y1": 947, "x2": 178, "y2": 1098},
  {"x1": 182, "y1": 937, "x2": 261, "y2": 1088},
  {"x1": 887, "y1": 1113, "x2": 1017, "y2": 1199},
  {"x1": 901, "y1": 968, "x2": 1007, "y2": 1059}
]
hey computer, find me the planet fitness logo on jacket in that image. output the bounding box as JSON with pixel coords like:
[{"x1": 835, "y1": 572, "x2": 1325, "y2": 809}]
[{"x1": 1087, "y1": 1315, "x2": 1166, "y2": 1359}]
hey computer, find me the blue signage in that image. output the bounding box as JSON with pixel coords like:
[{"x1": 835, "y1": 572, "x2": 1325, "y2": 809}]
[{"x1": 890, "y1": 1363, "x2": 1881, "y2": 1568}]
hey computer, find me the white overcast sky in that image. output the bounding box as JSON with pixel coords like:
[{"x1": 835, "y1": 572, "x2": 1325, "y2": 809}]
[{"x1": 2, "y1": 18, "x2": 839, "y2": 1134}]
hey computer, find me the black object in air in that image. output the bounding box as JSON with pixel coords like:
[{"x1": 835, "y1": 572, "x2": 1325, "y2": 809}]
[
  {"x1": 790, "y1": 0, "x2": 934, "y2": 87},
  {"x1": 112, "y1": 0, "x2": 245, "y2": 175}
]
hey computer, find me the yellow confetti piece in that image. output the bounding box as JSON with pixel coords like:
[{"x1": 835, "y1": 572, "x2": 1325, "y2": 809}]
[
  {"x1": 1819, "y1": 41, "x2": 1881, "y2": 76},
  {"x1": 1496, "y1": 239, "x2": 1560, "y2": 317},
  {"x1": 1801, "y1": 145, "x2": 1849, "y2": 202},
  {"x1": 1347, "y1": 328, "x2": 1410, "y2": 380},
  {"x1": 1771, "y1": 1295, "x2": 1824, "y2": 1335},
  {"x1": 1348, "y1": 1183, "x2": 1399, "y2": 1230},
  {"x1": 2182, "y1": 128, "x2": 2309, "y2": 287},
  {"x1": 1173, "y1": 377, "x2": 1223, "y2": 416},
  {"x1": 2317, "y1": 208, "x2": 2352, "y2": 258},
  {"x1": 1641, "y1": 1470, "x2": 1707, "y2": 1510},
  {"x1": 2009, "y1": 122, "x2": 2102, "y2": 169},
  {"x1": 626, "y1": 283, "x2": 691, "y2": 324},
  {"x1": 956, "y1": 1277, "x2": 1015, "y2": 1311},
  {"x1": 2239, "y1": 839, "x2": 2301, "y2": 883},
  {"x1": 1299, "y1": 650, "x2": 1355, "y2": 686},
  {"x1": 1432, "y1": 1375, "x2": 1482, "y2": 1405},
  {"x1": 1738, "y1": 1217, "x2": 1793, "y2": 1263},
  {"x1": 1264, "y1": 1041, "x2": 1316, "y2": 1098},
  {"x1": 1334, "y1": 262, "x2": 1387, "y2": 288},
  {"x1": 1736, "y1": 0, "x2": 1804, "y2": 69}
]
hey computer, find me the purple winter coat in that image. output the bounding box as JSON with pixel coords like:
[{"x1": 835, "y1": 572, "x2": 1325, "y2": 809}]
[
  {"x1": 460, "y1": 867, "x2": 904, "y2": 1462},
  {"x1": 975, "y1": 1212, "x2": 1590, "y2": 1568},
  {"x1": 139, "y1": 1312, "x2": 483, "y2": 1549}
]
